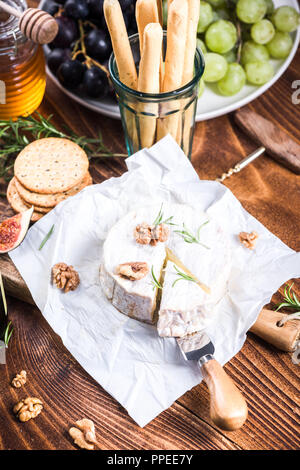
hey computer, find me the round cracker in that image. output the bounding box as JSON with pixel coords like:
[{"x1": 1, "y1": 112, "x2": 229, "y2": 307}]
[
  {"x1": 7, "y1": 179, "x2": 45, "y2": 222},
  {"x1": 14, "y1": 138, "x2": 89, "y2": 194},
  {"x1": 14, "y1": 172, "x2": 93, "y2": 208}
]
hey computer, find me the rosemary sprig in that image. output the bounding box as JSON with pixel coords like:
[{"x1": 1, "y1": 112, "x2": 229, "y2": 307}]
[
  {"x1": 0, "y1": 113, "x2": 127, "y2": 181},
  {"x1": 275, "y1": 284, "x2": 300, "y2": 314},
  {"x1": 4, "y1": 321, "x2": 13, "y2": 347},
  {"x1": 151, "y1": 266, "x2": 162, "y2": 290},
  {"x1": 174, "y1": 221, "x2": 210, "y2": 249},
  {"x1": 153, "y1": 203, "x2": 175, "y2": 226},
  {"x1": 39, "y1": 224, "x2": 55, "y2": 251},
  {"x1": 172, "y1": 265, "x2": 198, "y2": 288}
]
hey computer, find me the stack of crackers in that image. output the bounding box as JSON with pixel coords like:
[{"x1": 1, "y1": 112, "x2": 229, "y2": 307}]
[{"x1": 7, "y1": 138, "x2": 92, "y2": 222}]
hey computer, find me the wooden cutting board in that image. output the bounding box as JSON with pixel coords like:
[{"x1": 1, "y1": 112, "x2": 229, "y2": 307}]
[{"x1": 0, "y1": 254, "x2": 33, "y2": 304}]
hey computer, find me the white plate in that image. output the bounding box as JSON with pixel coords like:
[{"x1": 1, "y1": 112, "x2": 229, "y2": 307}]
[{"x1": 42, "y1": 0, "x2": 300, "y2": 122}]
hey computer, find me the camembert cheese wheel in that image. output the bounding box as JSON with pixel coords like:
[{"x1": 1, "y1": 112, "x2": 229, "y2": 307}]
[{"x1": 100, "y1": 203, "x2": 231, "y2": 336}]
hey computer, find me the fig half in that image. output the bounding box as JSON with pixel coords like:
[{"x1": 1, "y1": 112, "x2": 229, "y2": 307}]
[{"x1": 0, "y1": 207, "x2": 33, "y2": 254}]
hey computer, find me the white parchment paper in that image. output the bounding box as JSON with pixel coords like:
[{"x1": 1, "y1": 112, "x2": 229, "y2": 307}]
[{"x1": 10, "y1": 135, "x2": 300, "y2": 427}]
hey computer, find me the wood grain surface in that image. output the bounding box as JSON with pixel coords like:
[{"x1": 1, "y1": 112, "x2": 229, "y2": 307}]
[{"x1": 0, "y1": 0, "x2": 299, "y2": 451}]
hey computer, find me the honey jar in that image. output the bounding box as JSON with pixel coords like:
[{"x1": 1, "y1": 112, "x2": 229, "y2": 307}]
[{"x1": 0, "y1": 0, "x2": 46, "y2": 120}]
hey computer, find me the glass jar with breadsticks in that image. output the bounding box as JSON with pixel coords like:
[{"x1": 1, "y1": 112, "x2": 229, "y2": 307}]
[{"x1": 104, "y1": 0, "x2": 204, "y2": 158}]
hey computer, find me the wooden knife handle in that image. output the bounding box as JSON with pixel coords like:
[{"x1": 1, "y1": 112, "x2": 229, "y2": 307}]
[
  {"x1": 234, "y1": 108, "x2": 300, "y2": 174},
  {"x1": 201, "y1": 359, "x2": 248, "y2": 431},
  {"x1": 250, "y1": 308, "x2": 300, "y2": 352}
]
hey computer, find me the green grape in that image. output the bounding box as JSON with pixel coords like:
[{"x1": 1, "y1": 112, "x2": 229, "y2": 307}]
[
  {"x1": 241, "y1": 40, "x2": 269, "y2": 65},
  {"x1": 198, "y1": 78, "x2": 205, "y2": 98},
  {"x1": 217, "y1": 63, "x2": 246, "y2": 96},
  {"x1": 212, "y1": 10, "x2": 219, "y2": 22},
  {"x1": 245, "y1": 61, "x2": 274, "y2": 85},
  {"x1": 222, "y1": 50, "x2": 236, "y2": 63},
  {"x1": 236, "y1": 0, "x2": 267, "y2": 24},
  {"x1": 251, "y1": 19, "x2": 275, "y2": 44},
  {"x1": 197, "y1": 2, "x2": 214, "y2": 33},
  {"x1": 271, "y1": 6, "x2": 300, "y2": 33},
  {"x1": 206, "y1": 0, "x2": 226, "y2": 8},
  {"x1": 266, "y1": 31, "x2": 293, "y2": 59},
  {"x1": 214, "y1": 8, "x2": 231, "y2": 21},
  {"x1": 203, "y1": 53, "x2": 228, "y2": 82},
  {"x1": 197, "y1": 38, "x2": 207, "y2": 55},
  {"x1": 205, "y1": 20, "x2": 238, "y2": 54},
  {"x1": 265, "y1": 0, "x2": 275, "y2": 16}
]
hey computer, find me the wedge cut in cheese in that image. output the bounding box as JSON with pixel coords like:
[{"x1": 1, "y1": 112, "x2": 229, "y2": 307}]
[
  {"x1": 157, "y1": 205, "x2": 231, "y2": 337},
  {"x1": 100, "y1": 203, "x2": 231, "y2": 335},
  {"x1": 100, "y1": 206, "x2": 167, "y2": 323}
]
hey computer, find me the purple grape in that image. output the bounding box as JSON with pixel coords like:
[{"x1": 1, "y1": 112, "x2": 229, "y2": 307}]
[
  {"x1": 119, "y1": 0, "x2": 132, "y2": 11},
  {"x1": 83, "y1": 67, "x2": 107, "y2": 98},
  {"x1": 42, "y1": 0, "x2": 60, "y2": 16},
  {"x1": 88, "y1": 0, "x2": 104, "y2": 19},
  {"x1": 52, "y1": 17, "x2": 78, "y2": 48},
  {"x1": 57, "y1": 59, "x2": 85, "y2": 88},
  {"x1": 47, "y1": 48, "x2": 71, "y2": 74},
  {"x1": 85, "y1": 29, "x2": 112, "y2": 61},
  {"x1": 65, "y1": 0, "x2": 89, "y2": 19}
]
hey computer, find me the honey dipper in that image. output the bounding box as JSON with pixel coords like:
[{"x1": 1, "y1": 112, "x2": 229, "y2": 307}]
[{"x1": 0, "y1": 1, "x2": 58, "y2": 44}]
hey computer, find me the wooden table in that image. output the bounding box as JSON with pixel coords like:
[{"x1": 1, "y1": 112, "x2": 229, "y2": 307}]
[{"x1": 0, "y1": 2, "x2": 300, "y2": 451}]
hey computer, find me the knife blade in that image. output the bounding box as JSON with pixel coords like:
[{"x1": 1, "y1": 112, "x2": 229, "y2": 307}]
[{"x1": 177, "y1": 331, "x2": 248, "y2": 431}]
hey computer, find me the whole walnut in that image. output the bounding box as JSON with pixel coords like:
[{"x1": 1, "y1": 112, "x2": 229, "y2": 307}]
[
  {"x1": 11, "y1": 370, "x2": 27, "y2": 388},
  {"x1": 13, "y1": 397, "x2": 43, "y2": 422},
  {"x1": 52, "y1": 263, "x2": 80, "y2": 293},
  {"x1": 134, "y1": 222, "x2": 169, "y2": 245}
]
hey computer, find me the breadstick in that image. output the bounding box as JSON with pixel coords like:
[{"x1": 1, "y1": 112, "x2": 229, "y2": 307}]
[
  {"x1": 104, "y1": 0, "x2": 138, "y2": 152},
  {"x1": 182, "y1": 0, "x2": 201, "y2": 155},
  {"x1": 136, "y1": 0, "x2": 159, "y2": 56},
  {"x1": 182, "y1": 0, "x2": 200, "y2": 87},
  {"x1": 138, "y1": 23, "x2": 162, "y2": 148},
  {"x1": 104, "y1": 0, "x2": 137, "y2": 89},
  {"x1": 157, "y1": 0, "x2": 188, "y2": 142},
  {"x1": 163, "y1": 0, "x2": 188, "y2": 92}
]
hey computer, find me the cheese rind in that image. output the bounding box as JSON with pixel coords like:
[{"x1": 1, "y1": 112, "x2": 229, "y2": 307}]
[
  {"x1": 100, "y1": 206, "x2": 167, "y2": 323},
  {"x1": 100, "y1": 203, "x2": 231, "y2": 334}
]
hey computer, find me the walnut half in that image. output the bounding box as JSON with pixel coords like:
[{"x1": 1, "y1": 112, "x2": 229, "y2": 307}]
[
  {"x1": 52, "y1": 263, "x2": 80, "y2": 293},
  {"x1": 239, "y1": 231, "x2": 259, "y2": 250},
  {"x1": 69, "y1": 418, "x2": 97, "y2": 450},
  {"x1": 134, "y1": 223, "x2": 169, "y2": 245},
  {"x1": 11, "y1": 370, "x2": 27, "y2": 388},
  {"x1": 13, "y1": 397, "x2": 43, "y2": 422},
  {"x1": 116, "y1": 262, "x2": 149, "y2": 280}
]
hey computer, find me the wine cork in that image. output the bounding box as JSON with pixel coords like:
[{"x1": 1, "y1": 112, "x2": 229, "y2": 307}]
[{"x1": 138, "y1": 23, "x2": 163, "y2": 148}]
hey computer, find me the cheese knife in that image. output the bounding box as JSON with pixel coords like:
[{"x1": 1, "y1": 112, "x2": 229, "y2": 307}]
[{"x1": 177, "y1": 331, "x2": 248, "y2": 431}]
